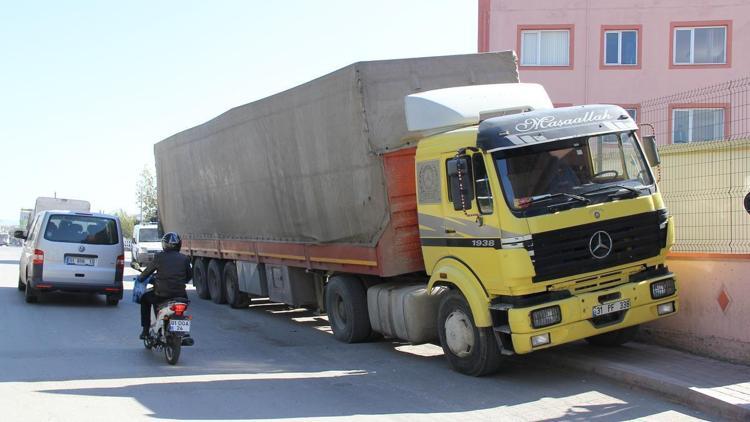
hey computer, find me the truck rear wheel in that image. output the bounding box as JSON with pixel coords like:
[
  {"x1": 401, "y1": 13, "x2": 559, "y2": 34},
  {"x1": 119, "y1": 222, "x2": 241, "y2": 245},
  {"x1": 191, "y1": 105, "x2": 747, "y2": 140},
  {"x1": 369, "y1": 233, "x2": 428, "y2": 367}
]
[
  {"x1": 224, "y1": 262, "x2": 251, "y2": 309},
  {"x1": 193, "y1": 258, "x2": 210, "y2": 300},
  {"x1": 207, "y1": 259, "x2": 227, "y2": 304},
  {"x1": 586, "y1": 325, "x2": 639, "y2": 347},
  {"x1": 325, "y1": 275, "x2": 372, "y2": 343},
  {"x1": 437, "y1": 290, "x2": 503, "y2": 376}
]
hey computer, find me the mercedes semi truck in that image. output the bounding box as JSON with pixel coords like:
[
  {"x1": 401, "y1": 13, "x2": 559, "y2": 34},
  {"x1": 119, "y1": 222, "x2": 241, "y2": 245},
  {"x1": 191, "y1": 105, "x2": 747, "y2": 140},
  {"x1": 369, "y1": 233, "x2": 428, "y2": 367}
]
[{"x1": 154, "y1": 52, "x2": 678, "y2": 376}]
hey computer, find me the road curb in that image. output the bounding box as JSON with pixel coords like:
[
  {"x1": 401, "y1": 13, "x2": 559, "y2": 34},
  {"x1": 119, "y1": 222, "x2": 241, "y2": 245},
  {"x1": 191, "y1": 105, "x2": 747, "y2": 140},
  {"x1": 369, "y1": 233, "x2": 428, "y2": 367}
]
[{"x1": 546, "y1": 349, "x2": 750, "y2": 422}]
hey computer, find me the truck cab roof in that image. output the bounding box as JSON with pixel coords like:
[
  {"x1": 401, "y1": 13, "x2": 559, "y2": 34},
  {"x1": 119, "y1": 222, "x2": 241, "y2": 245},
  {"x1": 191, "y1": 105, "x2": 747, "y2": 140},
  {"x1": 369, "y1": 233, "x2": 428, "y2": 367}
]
[{"x1": 477, "y1": 104, "x2": 637, "y2": 152}]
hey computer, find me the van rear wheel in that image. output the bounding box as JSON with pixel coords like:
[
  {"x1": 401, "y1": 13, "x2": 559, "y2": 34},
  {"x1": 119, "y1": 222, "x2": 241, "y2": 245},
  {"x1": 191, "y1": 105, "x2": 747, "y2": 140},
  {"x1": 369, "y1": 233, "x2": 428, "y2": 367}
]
[
  {"x1": 106, "y1": 295, "x2": 119, "y2": 306},
  {"x1": 24, "y1": 282, "x2": 38, "y2": 303},
  {"x1": 207, "y1": 259, "x2": 227, "y2": 304},
  {"x1": 193, "y1": 258, "x2": 210, "y2": 300},
  {"x1": 17, "y1": 277, "x2": 25, "y2": 291}
]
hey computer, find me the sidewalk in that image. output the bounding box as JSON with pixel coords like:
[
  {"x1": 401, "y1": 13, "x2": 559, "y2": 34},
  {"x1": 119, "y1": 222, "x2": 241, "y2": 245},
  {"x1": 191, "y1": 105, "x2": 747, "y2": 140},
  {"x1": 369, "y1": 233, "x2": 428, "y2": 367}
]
[{"x1": 527, "y1": 341, "x2": 750, "y2": 421}]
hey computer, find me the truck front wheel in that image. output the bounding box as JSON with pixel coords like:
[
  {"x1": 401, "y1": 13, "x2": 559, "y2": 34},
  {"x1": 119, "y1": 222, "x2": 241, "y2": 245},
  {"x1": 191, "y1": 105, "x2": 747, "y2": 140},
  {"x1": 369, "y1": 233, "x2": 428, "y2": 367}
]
[
  {"x1": 437, "y1": 290, "x2": 503, "y2": 376},
  {"x1": 586, "y1": 325, "x2": 639, "y2": 347},
  {"x1": 325, "y1": 275, "x2": 372, "y2": 343},
  {"x1": 193, "y1": 258, "x2": 210, "y2": 300}
]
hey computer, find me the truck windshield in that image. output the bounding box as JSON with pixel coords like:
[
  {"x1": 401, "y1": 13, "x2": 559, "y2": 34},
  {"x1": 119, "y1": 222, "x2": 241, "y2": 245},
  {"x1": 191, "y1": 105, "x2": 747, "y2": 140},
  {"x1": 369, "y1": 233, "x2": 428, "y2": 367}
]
[
  {"x1": 493, "y1": 131, "x2": 654, "y2": 216},
  {"x1": 139, "y1": 228, "x2": 162, "y2": 242}
]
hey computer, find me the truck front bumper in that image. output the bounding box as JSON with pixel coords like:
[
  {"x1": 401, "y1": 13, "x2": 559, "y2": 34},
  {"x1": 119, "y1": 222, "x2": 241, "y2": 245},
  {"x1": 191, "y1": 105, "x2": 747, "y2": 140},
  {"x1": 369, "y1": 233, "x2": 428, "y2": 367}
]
[{"x1": 504, "y1": 272, "x2": 678, "y2": 354}]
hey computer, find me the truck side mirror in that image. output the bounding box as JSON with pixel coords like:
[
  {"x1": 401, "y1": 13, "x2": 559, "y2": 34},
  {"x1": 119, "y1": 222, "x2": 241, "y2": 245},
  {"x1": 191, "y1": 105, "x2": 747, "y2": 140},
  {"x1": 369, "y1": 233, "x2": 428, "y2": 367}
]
[
  {"x1": 447, "y1": 156, "x2": 474, "y2": 211},
  {"x1": 642, "y1": 135, "x2": 661, "y2": 167},
  {"x1": 13, "y1": 230, "x2": 26, "y2": 240}
]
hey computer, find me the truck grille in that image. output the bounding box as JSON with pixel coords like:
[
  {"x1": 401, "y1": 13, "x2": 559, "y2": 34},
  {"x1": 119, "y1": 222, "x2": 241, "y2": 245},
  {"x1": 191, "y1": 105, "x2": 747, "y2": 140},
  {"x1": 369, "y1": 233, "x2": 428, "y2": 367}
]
[{"x1": 531, "y1": 211, "x2": 662, "y2": 283}]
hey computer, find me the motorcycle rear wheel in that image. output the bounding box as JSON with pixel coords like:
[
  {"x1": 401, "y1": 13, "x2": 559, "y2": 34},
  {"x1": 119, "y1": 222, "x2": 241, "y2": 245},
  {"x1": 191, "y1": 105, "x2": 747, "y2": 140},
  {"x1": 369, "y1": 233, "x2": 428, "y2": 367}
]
[{"x1": 164, "y1": 336, "x2": 181, "y2": 365}]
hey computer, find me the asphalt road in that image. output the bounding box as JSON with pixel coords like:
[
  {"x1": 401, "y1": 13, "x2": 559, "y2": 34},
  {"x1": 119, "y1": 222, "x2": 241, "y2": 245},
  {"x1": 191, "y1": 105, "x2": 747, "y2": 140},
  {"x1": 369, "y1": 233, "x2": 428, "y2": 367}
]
[{"x1": 0, "y1": 246, "x2": 707, "y2": 421}]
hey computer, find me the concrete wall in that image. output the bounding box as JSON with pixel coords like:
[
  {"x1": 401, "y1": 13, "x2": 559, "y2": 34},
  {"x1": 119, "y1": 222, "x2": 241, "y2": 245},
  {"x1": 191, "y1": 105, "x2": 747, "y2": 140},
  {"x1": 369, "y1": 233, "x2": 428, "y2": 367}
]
[
  {"x1": 640, "y1": 257, "x2": 750, "y2": 365},
  {"x1": 481, "y1": 0, "x2": 749, "y2": 106}
]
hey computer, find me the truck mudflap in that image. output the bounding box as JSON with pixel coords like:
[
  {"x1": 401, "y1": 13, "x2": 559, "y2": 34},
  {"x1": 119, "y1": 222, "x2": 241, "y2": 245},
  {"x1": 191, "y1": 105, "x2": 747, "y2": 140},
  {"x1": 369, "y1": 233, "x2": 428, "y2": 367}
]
[{"x1": 495, "y1": 271, "x2": 678, "y2": 355}]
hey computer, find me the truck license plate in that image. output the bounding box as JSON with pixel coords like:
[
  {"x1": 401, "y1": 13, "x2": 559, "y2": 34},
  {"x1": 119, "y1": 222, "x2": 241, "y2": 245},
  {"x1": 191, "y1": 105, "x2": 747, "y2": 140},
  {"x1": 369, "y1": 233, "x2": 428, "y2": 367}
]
[
  {"x1": 169, "y1": 319, "x2": 190, "y2": 332},
  {"x1": 592, "y1": 299, "x2": 630, "y2": 317}
]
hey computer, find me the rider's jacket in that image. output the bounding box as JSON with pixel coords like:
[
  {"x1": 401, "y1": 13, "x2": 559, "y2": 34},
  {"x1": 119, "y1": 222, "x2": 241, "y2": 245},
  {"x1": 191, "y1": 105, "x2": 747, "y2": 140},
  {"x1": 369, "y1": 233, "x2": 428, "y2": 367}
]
[{"x1": 140, "y1": 250, "x2": 193, "y2": 297}]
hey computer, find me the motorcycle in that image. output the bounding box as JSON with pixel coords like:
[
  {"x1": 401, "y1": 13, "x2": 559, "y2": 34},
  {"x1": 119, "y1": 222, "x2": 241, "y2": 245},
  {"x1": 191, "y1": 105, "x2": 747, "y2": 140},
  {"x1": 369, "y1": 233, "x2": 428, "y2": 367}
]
[{"x1": 134, "y1": 273, "x2": 194, "y2": 365}]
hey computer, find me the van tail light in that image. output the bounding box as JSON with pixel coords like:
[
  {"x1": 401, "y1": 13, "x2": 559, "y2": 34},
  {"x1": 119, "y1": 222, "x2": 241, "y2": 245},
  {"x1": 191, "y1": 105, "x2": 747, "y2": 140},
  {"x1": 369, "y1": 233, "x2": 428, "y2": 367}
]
[
  {"x1": 170, "y1": 303, "x2": 188, "y2": 316},
  {"x1": 33, "y1": 249, "x2": 44, "y2": 265},
  {"x1": 116, "y1": 255, "x2": 124, "y2": 270}
]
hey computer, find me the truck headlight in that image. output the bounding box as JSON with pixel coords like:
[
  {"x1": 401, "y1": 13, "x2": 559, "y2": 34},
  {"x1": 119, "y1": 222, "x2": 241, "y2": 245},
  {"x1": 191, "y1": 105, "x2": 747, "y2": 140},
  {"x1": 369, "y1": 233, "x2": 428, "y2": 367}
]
[
  {"x1": 530, "y1": 305, "x2": 561, "y2": 329},
  {"x1": 651, "y1": 278, "x2": 676, "y2": 299}
]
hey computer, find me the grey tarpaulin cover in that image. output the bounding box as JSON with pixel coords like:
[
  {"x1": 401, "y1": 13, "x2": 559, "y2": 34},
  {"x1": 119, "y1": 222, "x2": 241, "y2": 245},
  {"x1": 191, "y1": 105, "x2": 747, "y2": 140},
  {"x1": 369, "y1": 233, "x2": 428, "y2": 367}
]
[{"x1": 154, "y1": 52, "x2": 519, "y2": 246}]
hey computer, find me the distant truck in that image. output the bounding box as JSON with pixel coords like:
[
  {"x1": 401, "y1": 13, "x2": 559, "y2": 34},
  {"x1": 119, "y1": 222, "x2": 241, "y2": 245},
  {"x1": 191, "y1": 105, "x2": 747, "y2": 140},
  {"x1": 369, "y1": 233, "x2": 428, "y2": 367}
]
[
  {"x1": 154, "y1": 52, "x2": 678, "y2": 376},
  {"x1": 25, "y1": 197, "x2": 91, "y2": 235},
  {"x1": 131, "y1": 223, "x2": 163, "y2": 268}
]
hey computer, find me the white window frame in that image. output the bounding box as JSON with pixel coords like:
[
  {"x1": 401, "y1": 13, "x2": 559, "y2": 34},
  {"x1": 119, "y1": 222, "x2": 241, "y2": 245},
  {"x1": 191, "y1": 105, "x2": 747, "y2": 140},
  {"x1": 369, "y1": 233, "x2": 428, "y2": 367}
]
[
  {"x1": 671, "y1": 108, "x2": 725, "y2": 143},
  {"x1": 673, "y1": 26, "x2": 727, "y2": 65},
  {"x1": 604, "y1": 30, "x2": 638, "y2": 66},
  {"x1": 520, "y1": 29, "x2": 571, "y2": 67}
]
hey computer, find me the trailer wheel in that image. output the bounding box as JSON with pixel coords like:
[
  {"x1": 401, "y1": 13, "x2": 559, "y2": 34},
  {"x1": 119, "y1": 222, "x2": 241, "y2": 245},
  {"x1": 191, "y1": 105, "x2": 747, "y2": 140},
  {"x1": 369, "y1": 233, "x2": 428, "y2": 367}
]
[
  {"x1": 437, "y1": 290, "x2": 503, "y2": 376},
  {"x1": 193, "y1": 258, "x2": 210, "y2": 300},
  {"x1": 586, "y1": 325, "x2": 639, "y2": 347},
  {"x1": 224, "y1": 262, "x2": 251, "y2": 309},
  {"x1": 325, "y1": 275, "x2": 372, "y2": 343},
  {"x1": 207, "y1": 259, "x2": 227, "y2": 304}
]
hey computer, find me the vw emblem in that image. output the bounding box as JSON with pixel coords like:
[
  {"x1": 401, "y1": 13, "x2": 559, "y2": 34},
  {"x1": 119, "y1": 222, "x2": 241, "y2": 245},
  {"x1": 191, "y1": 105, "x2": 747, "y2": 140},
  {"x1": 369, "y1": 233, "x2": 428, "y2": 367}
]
[
  {"x1": 78, "y1": 245, "x2": 86, "y2": 253},
  {"x1": 589, "y1": 231, "x2": 613, "y2": 259}
]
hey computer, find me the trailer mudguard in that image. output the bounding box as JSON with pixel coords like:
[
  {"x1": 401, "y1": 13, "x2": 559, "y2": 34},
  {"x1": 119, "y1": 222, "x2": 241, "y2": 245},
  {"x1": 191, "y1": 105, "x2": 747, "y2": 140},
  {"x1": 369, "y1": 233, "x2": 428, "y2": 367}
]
[{"x1": 427, "y1": 258, "x2": 492, "y2": 327}]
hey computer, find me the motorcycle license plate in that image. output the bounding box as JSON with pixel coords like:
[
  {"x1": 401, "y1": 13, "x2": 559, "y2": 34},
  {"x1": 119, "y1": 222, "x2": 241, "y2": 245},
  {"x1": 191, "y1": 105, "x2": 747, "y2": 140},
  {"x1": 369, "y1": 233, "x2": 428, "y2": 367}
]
[
  {"x1": 169, "y1": 319, "x2": 190, "y2": 332},
  {"x1": 592, "y1": 299, "x2": 630, "y2": 317}
]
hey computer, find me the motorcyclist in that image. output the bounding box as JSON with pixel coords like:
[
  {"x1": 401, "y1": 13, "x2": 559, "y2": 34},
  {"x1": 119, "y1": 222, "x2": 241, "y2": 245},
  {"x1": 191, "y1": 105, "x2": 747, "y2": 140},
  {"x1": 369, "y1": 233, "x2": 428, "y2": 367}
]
[{"x1": 138, "y1": 232, "x2": 192, "y2": 339}]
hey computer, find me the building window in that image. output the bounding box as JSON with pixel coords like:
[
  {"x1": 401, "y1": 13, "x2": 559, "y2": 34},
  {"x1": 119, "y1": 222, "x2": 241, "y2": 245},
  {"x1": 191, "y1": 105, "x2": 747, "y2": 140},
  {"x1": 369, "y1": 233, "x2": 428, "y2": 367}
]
[
  {"x1": 673, "y1": 26, "x2": 727, "y2": 65},
  {"x1": 672, "y1": 108, "x2": 725, "y2": 143},
  {"x1": 520, "y1": 30, "x2": 570, "y2": 66},
  {"x1": 604, "y1": 30, "x2": 638, "y2": 65}
]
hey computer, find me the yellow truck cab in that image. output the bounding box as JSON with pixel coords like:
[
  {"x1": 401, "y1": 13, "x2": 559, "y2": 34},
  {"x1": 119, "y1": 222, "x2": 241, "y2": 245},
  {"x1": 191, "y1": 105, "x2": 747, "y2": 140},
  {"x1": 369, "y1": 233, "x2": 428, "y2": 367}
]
[{"x1": 407, "y1": 83, "x2": 678, "y2": 375}]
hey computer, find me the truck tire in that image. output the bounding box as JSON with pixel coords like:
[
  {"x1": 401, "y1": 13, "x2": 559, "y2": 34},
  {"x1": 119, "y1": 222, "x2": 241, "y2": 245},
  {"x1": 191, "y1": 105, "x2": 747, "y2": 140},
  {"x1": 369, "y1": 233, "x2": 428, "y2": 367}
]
[
  {"x1": 437, "y1": 290, "x2": 503, "y2": 376},
  {"x1": 193, "y1": 258, "x2": 210, "y2": 300},
  {"x1": 224, "y1": 262, "x2": 251, "y2": 309},
  {"x1": 207, "y1": 259, "x2": 227, "y2": 304},
  {"x1": 586, "y1": 325, "x2": 639, "y2": 347},
  {"x1": 325, "y1": 275, "x2": 372, "y2": 343}
]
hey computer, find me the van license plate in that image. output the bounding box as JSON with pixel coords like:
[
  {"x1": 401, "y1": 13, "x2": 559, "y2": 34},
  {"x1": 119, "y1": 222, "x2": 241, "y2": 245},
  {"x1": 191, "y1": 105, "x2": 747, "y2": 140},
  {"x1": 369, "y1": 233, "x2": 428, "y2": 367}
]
[
  {"x1": 65, "y1": 256, "x2": 96, "y2": 266},
  {"x1": 592, "y1": 299, "x2": 630, "y2": 317},
  {"x1": 169, "y1": 319, "x2": 190, "y2": 332}
]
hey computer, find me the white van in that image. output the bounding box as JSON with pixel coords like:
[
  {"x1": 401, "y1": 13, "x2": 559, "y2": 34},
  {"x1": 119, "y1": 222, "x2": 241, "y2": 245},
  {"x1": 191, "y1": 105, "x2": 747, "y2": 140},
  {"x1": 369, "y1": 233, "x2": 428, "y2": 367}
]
[
  {"x1": 15, "y1": 210, "x2": 124, "y2": 305},
  {"x1": 131, "y1": 223, "x2": 162, "y2": 268}
]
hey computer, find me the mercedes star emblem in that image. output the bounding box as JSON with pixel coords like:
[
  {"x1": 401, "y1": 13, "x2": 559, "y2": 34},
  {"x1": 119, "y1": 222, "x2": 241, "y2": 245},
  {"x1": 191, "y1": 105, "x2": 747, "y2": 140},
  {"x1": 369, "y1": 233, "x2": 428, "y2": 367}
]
[{"x1": 589, "y1": 231, "x2": 613, "y2": 259}]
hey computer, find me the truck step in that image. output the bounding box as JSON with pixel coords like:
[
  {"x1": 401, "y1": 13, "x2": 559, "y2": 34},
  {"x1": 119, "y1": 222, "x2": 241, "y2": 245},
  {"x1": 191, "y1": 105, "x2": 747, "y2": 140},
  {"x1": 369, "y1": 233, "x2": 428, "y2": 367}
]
[
  {"x1": 489, "y1": 303, "x2": 513, "y2": 311},
  {"x1": 494, "y1": 324, "x2": 511, "y2": 334}
]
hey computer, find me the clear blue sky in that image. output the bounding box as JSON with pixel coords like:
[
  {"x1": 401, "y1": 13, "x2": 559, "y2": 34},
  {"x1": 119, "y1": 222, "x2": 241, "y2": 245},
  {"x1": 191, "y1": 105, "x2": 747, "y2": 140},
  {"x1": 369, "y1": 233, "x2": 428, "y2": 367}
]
[{"x1": 0, "y1": 0, "x2": 477, "y2": 224}]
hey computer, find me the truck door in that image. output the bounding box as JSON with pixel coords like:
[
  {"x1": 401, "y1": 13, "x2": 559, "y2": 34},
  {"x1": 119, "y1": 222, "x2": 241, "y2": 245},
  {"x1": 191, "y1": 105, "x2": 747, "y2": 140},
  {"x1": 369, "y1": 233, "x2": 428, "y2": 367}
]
[{"x1": 441, "y1": 152, "x2": 499, "y2": 244}]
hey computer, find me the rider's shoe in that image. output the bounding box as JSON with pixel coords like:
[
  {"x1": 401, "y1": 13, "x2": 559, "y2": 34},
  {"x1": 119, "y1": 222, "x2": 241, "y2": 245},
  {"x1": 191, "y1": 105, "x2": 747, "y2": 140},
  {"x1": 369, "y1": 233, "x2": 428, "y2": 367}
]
[
  {"x1": 139, "y1": 328, "x2": 148, "y2": 340},
  {"x1": 181, "y1": 335, "x2": 195, "y2": 346}
]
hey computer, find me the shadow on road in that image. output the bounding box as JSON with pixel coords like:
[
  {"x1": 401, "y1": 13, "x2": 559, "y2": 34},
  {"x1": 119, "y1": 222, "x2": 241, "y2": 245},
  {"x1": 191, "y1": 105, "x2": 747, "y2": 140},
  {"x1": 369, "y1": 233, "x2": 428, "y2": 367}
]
[{"x1": 0, "y1": 283, "x2": 704, "y2": 420}]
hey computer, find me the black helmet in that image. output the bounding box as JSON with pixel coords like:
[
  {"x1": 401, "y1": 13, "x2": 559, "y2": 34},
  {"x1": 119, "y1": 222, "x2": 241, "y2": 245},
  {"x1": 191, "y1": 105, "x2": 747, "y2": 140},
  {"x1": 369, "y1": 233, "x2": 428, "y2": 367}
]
[{"x1": 161, "y1": 232, "x2": 182, "y2": 252}]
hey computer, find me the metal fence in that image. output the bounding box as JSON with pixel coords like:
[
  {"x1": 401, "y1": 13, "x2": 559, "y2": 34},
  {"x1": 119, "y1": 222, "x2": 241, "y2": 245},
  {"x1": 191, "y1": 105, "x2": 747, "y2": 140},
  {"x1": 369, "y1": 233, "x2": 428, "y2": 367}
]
[{"x1": 638, "y1": 77, "x2": 750, "y2": 254}]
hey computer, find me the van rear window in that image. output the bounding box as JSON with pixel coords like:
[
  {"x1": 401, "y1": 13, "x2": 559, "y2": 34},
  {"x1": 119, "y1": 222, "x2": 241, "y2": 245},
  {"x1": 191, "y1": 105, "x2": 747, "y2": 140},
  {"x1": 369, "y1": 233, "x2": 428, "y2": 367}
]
[{"x1": 44, "y1": 215, "x2": 119, "y2": 245}]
